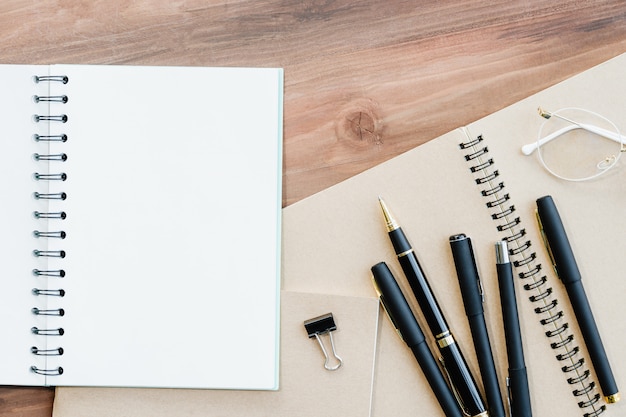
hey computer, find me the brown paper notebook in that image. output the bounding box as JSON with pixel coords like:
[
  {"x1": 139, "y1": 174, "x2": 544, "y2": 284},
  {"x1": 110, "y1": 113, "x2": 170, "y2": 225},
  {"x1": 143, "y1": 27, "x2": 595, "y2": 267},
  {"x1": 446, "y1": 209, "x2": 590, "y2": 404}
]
[
  {"x1": 53, "y1": 291, "x2": 380, "y2": 417},
  {"x1": 55, "y1": 54, "x2": 626, "y2": 416}
]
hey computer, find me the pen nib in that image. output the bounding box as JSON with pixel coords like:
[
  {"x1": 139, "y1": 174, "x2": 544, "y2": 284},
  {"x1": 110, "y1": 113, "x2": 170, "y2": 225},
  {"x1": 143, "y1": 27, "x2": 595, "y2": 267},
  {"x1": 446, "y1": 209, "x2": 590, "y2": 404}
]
[{"x1": 378, "y1": 197, "x2": 399, "y2": 232}]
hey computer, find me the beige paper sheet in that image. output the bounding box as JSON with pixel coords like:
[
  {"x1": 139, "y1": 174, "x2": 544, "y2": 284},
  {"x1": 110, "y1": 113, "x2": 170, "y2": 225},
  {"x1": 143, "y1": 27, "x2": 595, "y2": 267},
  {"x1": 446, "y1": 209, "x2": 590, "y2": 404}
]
[
  {"x1": 55, "y1": 54, "x2": 626, "y2": 416},
  {"x1": 53, "y1": 291, "x2": 379, "y2": 417}
]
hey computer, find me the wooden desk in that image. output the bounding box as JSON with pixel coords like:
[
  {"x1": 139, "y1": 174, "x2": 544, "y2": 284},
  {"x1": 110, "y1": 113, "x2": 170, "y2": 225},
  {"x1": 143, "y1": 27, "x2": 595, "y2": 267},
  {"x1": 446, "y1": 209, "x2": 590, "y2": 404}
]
[{"x1": 1, "y1": 1, "x2": 625, "y2": 415}]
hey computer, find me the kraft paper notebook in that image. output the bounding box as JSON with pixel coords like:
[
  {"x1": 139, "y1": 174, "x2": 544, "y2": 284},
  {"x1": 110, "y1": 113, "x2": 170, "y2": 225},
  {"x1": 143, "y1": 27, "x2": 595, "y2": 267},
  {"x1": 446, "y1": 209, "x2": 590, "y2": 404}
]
[
  {"x1": 54, "y1": 54, "x2": 626, "y2": 417},
  {"x1": 0, "y1": 64, "x2": 283, "y2": 390}
]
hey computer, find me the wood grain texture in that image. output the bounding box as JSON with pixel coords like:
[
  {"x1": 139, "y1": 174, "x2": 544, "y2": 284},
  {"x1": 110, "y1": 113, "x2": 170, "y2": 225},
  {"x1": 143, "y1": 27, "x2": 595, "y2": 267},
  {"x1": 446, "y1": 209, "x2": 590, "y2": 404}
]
[{"x1": 1, "y1": 0, "x2": 625, "y2": 415}]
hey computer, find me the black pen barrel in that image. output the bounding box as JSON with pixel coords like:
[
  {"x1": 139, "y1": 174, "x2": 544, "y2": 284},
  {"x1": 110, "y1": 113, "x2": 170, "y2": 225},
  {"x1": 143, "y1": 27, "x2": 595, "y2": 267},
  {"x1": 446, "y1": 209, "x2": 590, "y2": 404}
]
[
  {"x1": 509, "y1": 367, "x2": 532, "y2": 417},
  {"x1": 537, "y1": 195, "x2": 619, "y2": 402},
  {"x1": 394, "y1": 234, "x2": 449, "y2": 335},
  {"x1": 468, "y1": 314, "x2": 504, "y2": 417},
  {"x1": 496, "y1": 262, "x2": 526, "y2": 371},
  {"x1": 410, "y1": 341, "x2": 465, "y2": 417},
  {"x1": 536, "y1": 196, "x2": 581, "y2": 285},
  {"x1": 451, "y1": 234, "x2": 505, "y2": 417},
  {"x1": 440, "y1": 340, "x2": 488, "y2": 416},
  {"x1": 496, "y1": 241, "x2": 532, "y2": 417},
  {"x1": 371, "y1": 262, "x2": 463, "y2": 417},
  {"x1": 394, "y1": 239, "x2": 486, "y2": 416},
  {"x1": 567, "y1": 280, "x2": 618, "y2": 399}
]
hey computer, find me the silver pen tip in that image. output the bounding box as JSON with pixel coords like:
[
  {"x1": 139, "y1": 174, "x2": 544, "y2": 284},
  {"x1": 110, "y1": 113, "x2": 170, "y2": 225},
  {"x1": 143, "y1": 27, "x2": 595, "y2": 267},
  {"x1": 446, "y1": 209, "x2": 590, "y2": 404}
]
[{"x1": 495, "y1": 241, "x2": 509, "y2": 264}]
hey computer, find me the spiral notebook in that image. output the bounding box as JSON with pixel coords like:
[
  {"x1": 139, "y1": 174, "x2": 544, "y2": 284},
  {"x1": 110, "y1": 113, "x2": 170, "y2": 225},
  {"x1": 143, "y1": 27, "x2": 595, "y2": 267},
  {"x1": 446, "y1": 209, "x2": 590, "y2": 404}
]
[{"x1": 0, "y1": 64, "x2": 283, "y2": 390}]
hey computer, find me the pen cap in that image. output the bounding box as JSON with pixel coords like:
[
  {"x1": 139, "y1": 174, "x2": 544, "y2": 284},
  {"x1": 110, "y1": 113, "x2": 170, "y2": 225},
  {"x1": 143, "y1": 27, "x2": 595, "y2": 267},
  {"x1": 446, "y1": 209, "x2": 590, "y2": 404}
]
[
  {"x1": 536, "y1": 195, "x2": 582, "y2": 284},
  {"x1": 449, "y1": 234, "x2": 484, "y2": 317},
  {"x1": 371, "y1": 262, "x2": 425, "y2": 347}
]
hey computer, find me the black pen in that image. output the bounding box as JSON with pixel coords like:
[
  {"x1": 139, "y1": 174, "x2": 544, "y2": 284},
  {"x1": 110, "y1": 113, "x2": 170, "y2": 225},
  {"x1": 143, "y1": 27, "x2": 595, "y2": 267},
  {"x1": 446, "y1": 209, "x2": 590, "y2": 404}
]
[
  {"x1": 379, "y1": 198, "x2": 488, "y2": 417},
  {"x1": 371, "y1": 262, "x2": 464, "y2": 417},
  {"x1": 536, "y1": 195, "x2": 619, "y2": 404},
  {"x1": 496, "y1": 240, "x2": 532, "y2": 417},
  {"x1": 450, "y1": 234, "x2": 505, "y2": 417}
]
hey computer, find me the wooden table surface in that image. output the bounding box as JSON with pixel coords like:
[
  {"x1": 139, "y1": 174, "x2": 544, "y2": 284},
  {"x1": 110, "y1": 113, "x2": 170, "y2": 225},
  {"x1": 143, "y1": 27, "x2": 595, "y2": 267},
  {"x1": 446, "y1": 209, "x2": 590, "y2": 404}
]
[{"x1": 1, "y1": 1, "x2": 625, "y2": 415}]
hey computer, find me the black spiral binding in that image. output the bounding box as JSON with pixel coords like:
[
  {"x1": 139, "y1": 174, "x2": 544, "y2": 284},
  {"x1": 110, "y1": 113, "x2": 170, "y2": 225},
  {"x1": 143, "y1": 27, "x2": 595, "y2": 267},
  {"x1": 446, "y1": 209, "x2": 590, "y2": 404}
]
[
  {"x1": 30, "y1": 74, "x2": 68, "y2": 378},
  {"x1": 458, "y1": 130, "x2": 605, "y2": 417}
]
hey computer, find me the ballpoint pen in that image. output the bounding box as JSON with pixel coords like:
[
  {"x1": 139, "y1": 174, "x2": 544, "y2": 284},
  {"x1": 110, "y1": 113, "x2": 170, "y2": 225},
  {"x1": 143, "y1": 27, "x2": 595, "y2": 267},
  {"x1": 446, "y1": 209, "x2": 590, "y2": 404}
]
[
  {"x1": 378, "y1": 197, "x2": 488, "y2": 417},
  {"x1": 536, "y1": 195, "x2": 619, "y2": 404},
  {"x1": 371, "y1": 261, "x2": 464, "y2": 417},
  {"x1": 496, "y1": 240, "x2": 532, "y2": 417},
  {"x1": 450, "y1": 234, "x2": 505, "y2": 417}
]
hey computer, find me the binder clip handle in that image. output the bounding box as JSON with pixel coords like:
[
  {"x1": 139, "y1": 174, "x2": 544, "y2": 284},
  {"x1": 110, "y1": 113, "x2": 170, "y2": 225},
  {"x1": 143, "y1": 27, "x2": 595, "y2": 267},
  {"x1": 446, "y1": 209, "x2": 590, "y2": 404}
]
[{"x1": 304, "y1": 312, "x2": 343, "y2": 371}]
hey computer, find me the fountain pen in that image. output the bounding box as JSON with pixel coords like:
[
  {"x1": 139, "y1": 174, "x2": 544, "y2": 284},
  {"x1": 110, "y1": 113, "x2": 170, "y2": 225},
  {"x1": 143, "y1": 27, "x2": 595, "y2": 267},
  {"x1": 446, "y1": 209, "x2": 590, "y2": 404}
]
[{"x1": 379, "y1": 197, "x2": 488, "y2": 417}]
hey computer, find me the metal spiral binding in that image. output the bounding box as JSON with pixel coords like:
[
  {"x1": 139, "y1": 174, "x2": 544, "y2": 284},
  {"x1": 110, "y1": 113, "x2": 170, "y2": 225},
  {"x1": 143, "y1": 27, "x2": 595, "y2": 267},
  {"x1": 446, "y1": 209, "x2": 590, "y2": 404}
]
[
  {"x1": 34, "y1": 153, "x2": 68, "y2": 161},
  {"x1": 33, "y1": 95, "x2": 68, "y2": 103},
  {"x1": 34, "y1": 172, "x2": 67, "y2": 181},
  {"x1": 32, "y1": 307, "x2": 65, "y2": 316},
  {"x1": 33, "y1": 249, "x2": 66, "y2": 258},
  {"x1": 31, "y1": 74, "x2": 68, "y2": 379},
  {"x1": 31, "y1": 327, "x2": 64, "y2": 336},
  {"x1": 31, "y1": 346, "x2": 64, "y2": 356},
  {"x1": 33, "y1": 134, "x2": 68, "y2": 142},
  {"x1": 33, "y1": 230, "x2": 66, "y2": 239},
  {"x1": 34, "y1": 192, "x2": 67, "y2": 200},
  {"x1": 30, "y1": 366, "x2": 64, "y2": 376},
  {"x1": 458, "y1": 130, "x2": 606, "y2": 417},
  {"x1": 32, "y1": 288, "x2": 66, "y2": 297},
  {"x1": 34, "y1": 211, "x2": 67, "y2": 219},
  {"x1": 32, "y1": 269, "x2": 66, "y2": 277},
  {"x1": 33, "y1": 75, "x2": 68, "y2": 84},
  {"x1": 33, "y1": 114, "x2": 68, "y2": 123}
]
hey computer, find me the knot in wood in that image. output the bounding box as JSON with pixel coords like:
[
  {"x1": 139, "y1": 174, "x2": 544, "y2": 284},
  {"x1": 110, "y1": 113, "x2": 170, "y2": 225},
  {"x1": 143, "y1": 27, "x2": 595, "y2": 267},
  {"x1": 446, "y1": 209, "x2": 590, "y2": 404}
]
[{"x1": 336, "y1": 99, "x2": 383, "y2": 147}]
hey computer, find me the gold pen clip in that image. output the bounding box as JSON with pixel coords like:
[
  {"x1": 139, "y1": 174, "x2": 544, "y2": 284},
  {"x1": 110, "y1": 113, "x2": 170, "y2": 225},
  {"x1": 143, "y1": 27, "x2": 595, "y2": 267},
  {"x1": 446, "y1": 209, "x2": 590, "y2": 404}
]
[
  {"x1": 438, "y1": 334, "x2": 489, "y2": 417},
  {"x1": 371, "y1": 276, "x2": 405, "y2": 341},
  {"x1": 438, "y1": 356, "x2": 472, "y2": 416},
  {"x1": 536, "y1": 210, "x2": 558, "y2": 274}
]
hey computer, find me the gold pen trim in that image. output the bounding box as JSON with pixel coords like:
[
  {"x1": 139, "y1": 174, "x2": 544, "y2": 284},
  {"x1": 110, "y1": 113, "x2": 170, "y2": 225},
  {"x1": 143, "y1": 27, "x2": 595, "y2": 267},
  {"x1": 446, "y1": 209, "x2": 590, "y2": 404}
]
[
  {"x1": 397, "y1": 248, "x2": 413, "y2": 258},
  {"x1": 371, "y1": 276, "x2": 405, "y2": 342},
  {"x1": 437, "y1": 335, "x2": 455, "y2": 348},
  {"x1": 439, "y1": 354, "x2": 483, "y2": 416},
  {"x1": 436, "y1": 331, "x2": 455, "y2": 348},
  {"x1": 606, "y1": 393, "x2": 620, "y2": 404},
  {"x1": 536, "y1": 210, "x2": 558, "y2": 273},
  {"x1": 378, "y1": 197, "x2": 399, "y2": 232}
]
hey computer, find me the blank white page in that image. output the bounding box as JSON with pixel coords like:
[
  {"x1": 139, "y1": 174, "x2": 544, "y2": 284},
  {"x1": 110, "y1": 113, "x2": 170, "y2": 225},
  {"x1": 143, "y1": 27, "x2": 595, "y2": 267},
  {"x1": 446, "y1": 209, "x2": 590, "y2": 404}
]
[{"x1": 39, "y1": 65, "x2": 282, "y2": 389}]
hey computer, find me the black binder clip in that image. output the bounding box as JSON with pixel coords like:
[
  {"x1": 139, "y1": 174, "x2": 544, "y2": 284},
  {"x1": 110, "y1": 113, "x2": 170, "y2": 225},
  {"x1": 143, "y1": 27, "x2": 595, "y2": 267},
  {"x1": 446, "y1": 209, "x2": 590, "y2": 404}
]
[{"x1": 304, "y1": 312, "x2": 343, "y2": 371}]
